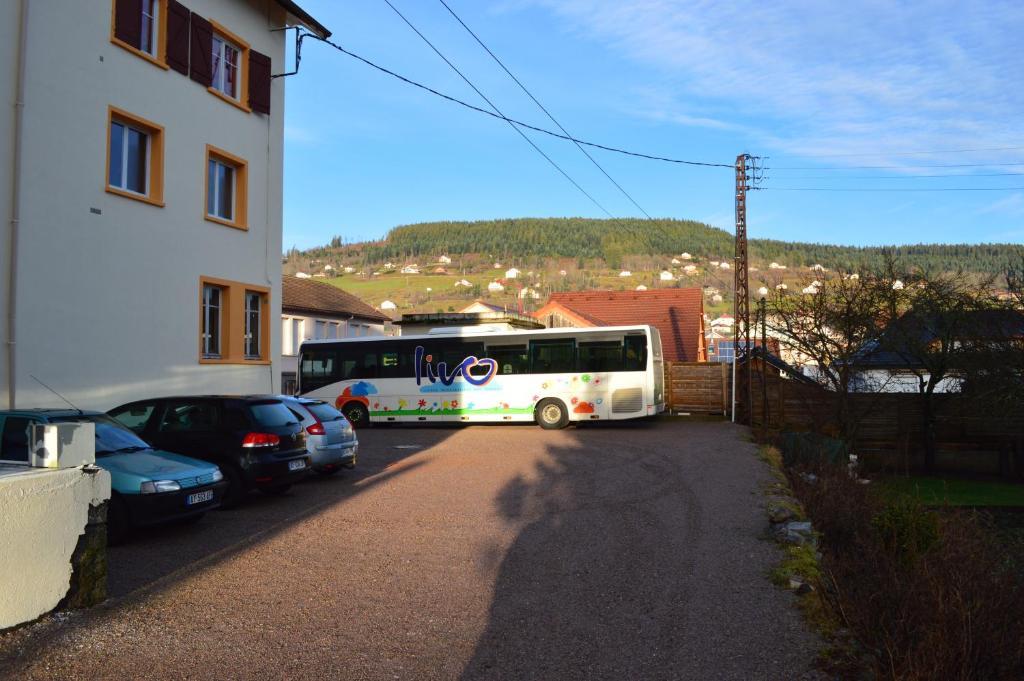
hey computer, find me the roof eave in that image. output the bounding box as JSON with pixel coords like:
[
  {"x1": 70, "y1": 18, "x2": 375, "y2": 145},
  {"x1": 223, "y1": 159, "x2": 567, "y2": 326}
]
[{"x1": 274, "y1": 0, "x2": 331, "y2": 38}]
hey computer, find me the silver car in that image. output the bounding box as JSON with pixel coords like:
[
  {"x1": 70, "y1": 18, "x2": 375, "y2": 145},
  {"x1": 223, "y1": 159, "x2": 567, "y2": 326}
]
[{"x1": 278, "y1": 396, "x2": 358, "y2": 474}]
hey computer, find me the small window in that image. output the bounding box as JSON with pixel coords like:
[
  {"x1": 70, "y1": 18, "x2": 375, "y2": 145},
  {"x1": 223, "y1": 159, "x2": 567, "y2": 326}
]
[
  {"x1": 578, "y1": 341, "x2": 626, "y2": 373},
  {"x1": 212, "y1": 34, "x2": 242, "y2": 100},
  {"x1": 315, "y1": 320, "x2": 327, "y2": 339},
  {"x1": 111, "y1": 404, "x2": 155, "y2": 433},
  {"x1": 111, "y1": 0, "x2": 169, "y2": 68},
  {"x1": 202, "y1": 283, "x2": 224, "y2": 358},
  {"x1": 140, "y1": 0, "x2": 159, "y2": 56},
  {"x1": 301, "y1": 349, "x2": 339, "y2": 391},
  {"x1": 244, "y1": 291, "x2": 263, "y2": 359},
  {"x1": 159, "y1": 402, "x2": 220, "y2": 433},
  {"x1": 107, "y1": 108, "x2": 164, "y2": 206},
  {"x1": 0, "y1": 417, "x2": 32, "y2": 463},
  {"x1": 623, "y1": 335, "x2": 648, "y2": 371},
  {"x1": 205, "y1": 146, "x2": 248, "y2": 229}
]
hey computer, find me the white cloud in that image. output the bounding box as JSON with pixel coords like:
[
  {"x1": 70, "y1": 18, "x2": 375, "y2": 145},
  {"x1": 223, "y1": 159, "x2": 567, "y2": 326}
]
[{"x1": 512, "y1": 0, "x2": 1024, "y2": 166}]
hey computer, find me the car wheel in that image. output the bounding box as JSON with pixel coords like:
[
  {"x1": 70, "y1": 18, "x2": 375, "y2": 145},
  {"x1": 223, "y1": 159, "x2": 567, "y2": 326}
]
[
  {"x1": 261, "y1": 483, "x2": 292, "y2": 496},
  {"x1": 219, "y1": 465, "x2": 247, "y2": 510},
  {"x1": 106, "y1": 494, "x2": 131, "y2": 546},
  {"x1": 342, "y1": 402, "x2": 370, "y2": 428},
  {"x1": 535, "y1": 398, "x2": 569, "y2": 430}
]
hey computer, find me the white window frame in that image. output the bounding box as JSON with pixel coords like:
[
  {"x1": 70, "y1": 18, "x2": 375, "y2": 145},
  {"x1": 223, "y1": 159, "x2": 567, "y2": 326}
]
[
  {"x1": 207, "y1": 158, "x2": 236, "y2": 221},
  {"x1": 244, "y1": 291, "x2": 262, "y2": 359},
  {"x1": 211, "y1": 35, "x2": 241, "y2": 100},
  {"x1": 202, "y1": 284, "x2": 223, "y2": 358},
  {"x1": 110, "y1": 120, "x2": 150, "y2": 197},
  {"x1": 140, "y1": 0, "x2": 159, "y2": 57}
]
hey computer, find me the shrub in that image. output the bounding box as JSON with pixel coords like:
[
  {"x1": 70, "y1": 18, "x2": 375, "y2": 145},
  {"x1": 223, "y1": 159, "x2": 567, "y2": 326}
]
[{"x1": 785, "y1": 456, "x2": 1024, "y2": 680}]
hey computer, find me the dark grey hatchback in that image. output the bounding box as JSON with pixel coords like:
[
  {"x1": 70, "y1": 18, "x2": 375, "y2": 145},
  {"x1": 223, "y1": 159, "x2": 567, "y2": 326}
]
[{"x1": 109, "y1": 396, "x2": 310, "y2": 507}]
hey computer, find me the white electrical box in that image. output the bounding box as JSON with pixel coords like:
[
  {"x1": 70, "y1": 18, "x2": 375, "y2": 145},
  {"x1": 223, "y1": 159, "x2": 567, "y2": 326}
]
[{"x1": 29, "y1": 422, "x2": 95, "y2": 468}]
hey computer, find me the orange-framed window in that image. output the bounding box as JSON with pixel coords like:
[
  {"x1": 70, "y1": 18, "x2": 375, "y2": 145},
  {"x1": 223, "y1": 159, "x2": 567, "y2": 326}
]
[
  {"x1": 106, "y1": 106, "x2": 165, "y2": 207},
  {"x1": 204, "y1": 145, "x2": 248, "y2": 230},
  {"x1": 199, "y1": 277, "x2": 270, "y2": 364},
  {"x1": 110, "y1": 0, "x2": 169, "y2": 69},
  {"x1": 208, "y1": 21, "x2": 251, "y2": 112}
]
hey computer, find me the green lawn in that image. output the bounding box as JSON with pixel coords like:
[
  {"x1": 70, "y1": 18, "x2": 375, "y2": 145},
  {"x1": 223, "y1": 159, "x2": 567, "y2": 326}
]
[{"x1": 878, "y1": 476, "x2": 1024, "y2": 507}]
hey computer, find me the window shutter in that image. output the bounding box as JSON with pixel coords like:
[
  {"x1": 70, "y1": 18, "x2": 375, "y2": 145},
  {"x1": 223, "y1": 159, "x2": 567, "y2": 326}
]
[
  {"x1": 113, "y1": 0, "x2": 143, "y2": 48},
  {"x1": 189, "y1": 13, "x2": 213, "y2": 87},
  {"x1": 248, "y1": 51, "x2": 272, "y2": 115},
  {"x1": 165, "y1": 0, "x2": 190, "y2": 75}
]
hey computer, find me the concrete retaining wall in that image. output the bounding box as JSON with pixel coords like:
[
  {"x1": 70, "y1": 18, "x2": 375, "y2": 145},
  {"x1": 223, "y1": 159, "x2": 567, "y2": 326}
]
[{"x1": 0, "y1": 465, "x2": 110, "y2": 630}]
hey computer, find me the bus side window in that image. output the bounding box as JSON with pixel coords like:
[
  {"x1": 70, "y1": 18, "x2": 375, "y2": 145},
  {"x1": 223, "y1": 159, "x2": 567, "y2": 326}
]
[
  {"x1": 487, "y1": 345, "x2": 529, "y2": 375},
  {"x1": 623, "y1": 335, "x2": 647, "y2": 371},
  {"x1": 530, "y1": 339, "x2": 575, "y2": 374},
  {"x1": 578, "y1": 341, "x2": 625, "y2": 372}
]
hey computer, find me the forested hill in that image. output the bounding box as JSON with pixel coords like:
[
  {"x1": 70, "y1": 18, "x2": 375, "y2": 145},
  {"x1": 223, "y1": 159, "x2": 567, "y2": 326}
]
[{"x1": 332, "y1": 218, "x2": 1022, "y2": 274}]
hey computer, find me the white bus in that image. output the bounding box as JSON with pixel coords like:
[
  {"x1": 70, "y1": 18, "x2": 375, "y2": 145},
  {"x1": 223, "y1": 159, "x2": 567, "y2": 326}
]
[{"x1": 297, "y1": 325, "x2": 665, "y2": 429}]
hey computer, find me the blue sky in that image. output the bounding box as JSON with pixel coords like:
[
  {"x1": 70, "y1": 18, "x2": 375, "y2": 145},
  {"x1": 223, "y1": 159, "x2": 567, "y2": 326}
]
[{"x1": 283, "y1": 0, "x2": 1024, "y2": 251}]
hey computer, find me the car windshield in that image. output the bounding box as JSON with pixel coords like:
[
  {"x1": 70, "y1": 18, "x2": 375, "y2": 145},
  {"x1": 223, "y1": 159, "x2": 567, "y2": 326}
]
[
  {"x1": 52, "y1": 415, "x2": 152, "y2": 456},
  {"x1": 303, "y1": 402, "x2": 345, "y2": 423}
]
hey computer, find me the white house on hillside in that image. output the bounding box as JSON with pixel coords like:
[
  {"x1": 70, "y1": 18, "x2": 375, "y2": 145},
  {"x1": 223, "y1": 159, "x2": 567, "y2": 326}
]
[
  {"x1": 659, "y1": 270, "x2": 675, "y2": 281},
  {"x1": 438, "y1": 254, "x2": 452, "y2": 264},
  {"x1": 487, "y1": 281, "x2": 505, "y2": 293},
  {"x1": 505, "y1": 267, "x2": 521, "y2": 279},
  {"x1": 0, "y1": 0, "x2": 329, "y2": 410}
]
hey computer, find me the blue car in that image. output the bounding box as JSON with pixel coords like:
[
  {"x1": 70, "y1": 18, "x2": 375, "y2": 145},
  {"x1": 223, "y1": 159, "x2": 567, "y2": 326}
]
[{"x1": 0, "y1": 409, "x2": 226, "y2": 543}]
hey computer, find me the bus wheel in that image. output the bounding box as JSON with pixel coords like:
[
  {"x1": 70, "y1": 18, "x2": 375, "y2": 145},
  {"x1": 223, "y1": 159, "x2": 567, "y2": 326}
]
[
  {"x1": 535, "y1": 398, "x2": 569, "y2": 430},
  {"x1": 342, "y1": 401, "x2": 370, "y2": 428}
]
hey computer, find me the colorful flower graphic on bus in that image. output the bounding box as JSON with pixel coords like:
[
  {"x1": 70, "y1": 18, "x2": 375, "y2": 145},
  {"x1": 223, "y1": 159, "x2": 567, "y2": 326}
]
[
  {"x1": 342, "y1": 381, "x2": 378, "y2": 397},
  {"x1": 414, "y1": 346, "x2": 498, "y2": 387},
  {"x1": 573, "y1": 401, "x2": 596, "y2": 414}
]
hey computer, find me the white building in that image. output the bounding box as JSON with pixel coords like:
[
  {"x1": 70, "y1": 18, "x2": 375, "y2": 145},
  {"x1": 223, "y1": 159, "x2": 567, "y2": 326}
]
[
  {"x1": 0, "y1": 0, "x2": 329, "y2": 410},
  {"x1": 380, "y1": 300, "x2": 398, "y2": 311},
  {"x1": 400, "y1": 264, "x2": 420, "y2": 275},
  {"x1": 769, "y1": 262, "x2": 787, "y2": 270},
  {"x1": 683, "y1": 264, "x2": 698, "y2": 274},
  {"x1": 295, "y1": 272, "x2": 311, "y2": 279},
  {"x1": 280, "y1": 276, "x2": 388, "y2": 393},
  {"x1": 505, "y1": 267, "x2": 521, "y2": 279},
  {"x1": 454, "y1": 279, "x2": 472, "y2": 288},
  {"x1": 659, "y1": 270, "x2": 675, "y2": 281},
  {"x1": 671, "y1": 258, "x2": 680, "y2": 265},
  {"x1": 680, "y1": 252, "x2": 693, "y2": 260},
  {"x1": 635, "y1": 285, "x2": 648, "y2": 291},
  {"x1": 618, "y1": 270, "x2": 632, "y2": 277},
  {"x1": 487, "y1": 281, "x2": 505, "y2": 293},
  {"x1": 719, "y1": 262, "x2": 731, "y2": 270},
  {"x1": 438, "y1": 254, "x2": 452, "y2": 264}
]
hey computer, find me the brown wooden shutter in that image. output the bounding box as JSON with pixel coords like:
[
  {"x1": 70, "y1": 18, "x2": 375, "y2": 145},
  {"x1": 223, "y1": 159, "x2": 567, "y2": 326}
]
[
  {"x1": 248, "y1": 51, "x2": 272, "y2": 115},
  {"x1": 165, "y1": 0, "x2": 190, "y2": 75},
  {"x1": 113, "y1": 0, "x2": 143, "y2": 48},
  {"x1": 189, "y1": 13, "x2": 213, "y2": 87}
]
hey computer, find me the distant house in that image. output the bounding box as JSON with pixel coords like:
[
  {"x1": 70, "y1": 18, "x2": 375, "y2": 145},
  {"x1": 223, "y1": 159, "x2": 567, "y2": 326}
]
[
  {"x1": 518, "y1": 287, "x2": 541, "y2": 300},
  {"x1": 709, "y1": 261, "x2": 720, "y2": 267},
  {"x1": 380, "y1": 300, "x2": 398, "y2": 311},
  {"x1": 324, "y1": 264, "x2": 334, "y2": 272},
  {"x1": 758, "y1": 286, "x2": 769, "y2": 296},
  {"x1": 680, "y1": 252, "x2": 693, "y2": 260},
  {"x1": 636, "y1": 285, "x2": 648, "y2": 291},
  {"x1": 384, "y1": 262, "x2": 396, "y2": 270},
  {"x1": 811, "y1": 264, "x2": 827, "y2": 272},
  {"x1": 618, "y1": 270, "x2": 632, "y2": 277},
  {"x1": 709, "y1": 314, "x2": 735, "y2": 332},
  {"x1": 659, "y1": 270, "x2": 675, "y2": 281},
  {"x1": 849, "y1": 309, "x2": 1024, "y2": 393},
  {"x1": 683, "y1": 265, "x2": 698, "y2": 274},
  {"x1": 295, "y1": 272, "x2": 312, "y2": 279},
  {"x1": 533, "y1": 289, "x2": 707, "y2": 362},
  {"x1": 487, "y1": 281, "x2": 505, "y2": 293},
  {"x1": 769, "y1": 262, "x2": 787, "y2": 270},
  {"x1": 671, "y1": 258, "x2": 681, "y2": 265},
  {"x1": 438, "y1": 255, "x2": 452, "y2": 264},
  {"x1": 400, "y1": 265, "x2": 420, "y2": 275},
  {"x1": 719, "y1": 262, "x2": 731, "y2": 270},
  {"x1": 280, "y1": 276, "x2": 390, "y2": 393},
  {"x1": 343, "y1": 266, "x2": 355, "y2": 274},
  {"x1": 454, "y1": 279, "x2": 473, "y2": 288},
  {"x1": 505, "y1": 267, "x2": 521, "y2": 279}
]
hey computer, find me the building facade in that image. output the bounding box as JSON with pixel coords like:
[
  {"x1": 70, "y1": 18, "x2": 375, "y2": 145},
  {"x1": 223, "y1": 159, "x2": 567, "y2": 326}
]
[{"x1": 0, "y1": 0, "x2": 327, "y2": 410}]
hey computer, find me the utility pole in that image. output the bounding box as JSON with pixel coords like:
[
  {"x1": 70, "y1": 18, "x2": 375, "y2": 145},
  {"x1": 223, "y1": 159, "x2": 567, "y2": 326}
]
[{"x1": 732, "y1": 153, "x2": 762, "y2": 424}]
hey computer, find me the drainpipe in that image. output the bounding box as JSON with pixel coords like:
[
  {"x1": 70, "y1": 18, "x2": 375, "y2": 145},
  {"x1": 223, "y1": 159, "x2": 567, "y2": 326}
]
[{"x1": 6, "y1": 0, "x2": 29, "y2": 409}]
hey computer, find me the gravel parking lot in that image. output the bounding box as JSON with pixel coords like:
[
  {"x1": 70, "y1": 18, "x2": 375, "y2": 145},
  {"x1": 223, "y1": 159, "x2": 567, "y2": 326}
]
[{"x1": 0, "y1": 418, "x2": 821, "y2": 680}]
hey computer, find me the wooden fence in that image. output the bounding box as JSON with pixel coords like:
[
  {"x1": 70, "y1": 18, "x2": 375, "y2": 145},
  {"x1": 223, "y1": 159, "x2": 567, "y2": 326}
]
[
  {"x1": 744, "y1": 357, "x2": 1024, "y2": 476},
  {"x1": 665, "y1": 362, "x2": 730, "y2": 415}
]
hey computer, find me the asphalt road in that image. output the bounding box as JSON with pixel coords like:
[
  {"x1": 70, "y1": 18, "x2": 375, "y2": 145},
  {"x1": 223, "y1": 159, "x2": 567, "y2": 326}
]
[{"x1": 0, "y1": 419, "x2": 821, "y2": 680}]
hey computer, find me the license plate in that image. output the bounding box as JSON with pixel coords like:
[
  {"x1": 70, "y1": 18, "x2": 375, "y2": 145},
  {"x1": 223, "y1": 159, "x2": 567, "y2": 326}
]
[
  {"x1": 186, "y1": 489, "x2": 214, "y2": 505},
  {"x1": 288, "y1": 459, "x2": 306, "y2": 471}
]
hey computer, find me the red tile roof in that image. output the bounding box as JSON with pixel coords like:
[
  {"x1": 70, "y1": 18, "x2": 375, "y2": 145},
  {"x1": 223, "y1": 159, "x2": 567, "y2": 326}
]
[
  {"x1": 536, "y1": 289, "x2": 706, "y2": 362},
  {"x1": 282, "y1": 275, "x2": 390, "y2": 322}
]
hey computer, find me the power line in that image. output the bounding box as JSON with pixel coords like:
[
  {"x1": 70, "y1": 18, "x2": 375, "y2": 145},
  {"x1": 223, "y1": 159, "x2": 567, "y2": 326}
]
[
  {"x1": 436, "y1": 0, "x2": 651, "y2": 219},
  {"x1": 780, "y1": 172, "x2": 1024, "y2": 179},
  {"x1": 762, "y1": 186, "x2": 1024, "y2": 192},
  {"x1": 771, "y1": 162, "x2": 1024, "y2": 170},
  {"x1": 381, "y1": 0, "x2": 612, "y2": 217},
  {"x1": 777, "y1": 145, "x2": 1024, "y2": 158},
  {"x1": 301, "y1": 34, "x2": 734, "y2": 169}
]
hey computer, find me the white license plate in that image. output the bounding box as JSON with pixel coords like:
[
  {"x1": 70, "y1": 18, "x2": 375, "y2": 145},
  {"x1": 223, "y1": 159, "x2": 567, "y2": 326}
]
[
  {"x1": 288, "y1": 459, "x2": 306, "y2": 471},
  {"x1": 186, "y1": 489, "x2": 214, "y2": 505}
]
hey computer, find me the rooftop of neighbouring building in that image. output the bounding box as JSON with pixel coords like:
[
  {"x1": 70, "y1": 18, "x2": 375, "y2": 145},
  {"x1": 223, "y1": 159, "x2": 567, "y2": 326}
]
[{"x1": 282, "y1": 275, "x2": 390, "y2": 322}]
